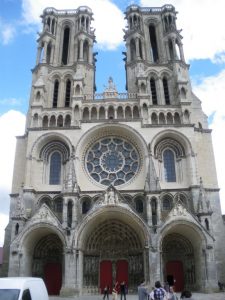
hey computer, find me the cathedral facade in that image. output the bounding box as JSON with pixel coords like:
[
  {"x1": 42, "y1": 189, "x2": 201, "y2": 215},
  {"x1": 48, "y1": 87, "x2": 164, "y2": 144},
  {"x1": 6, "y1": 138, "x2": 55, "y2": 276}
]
[{"x1": 2, "y1": 4, "x2": 225, "y2": 296}]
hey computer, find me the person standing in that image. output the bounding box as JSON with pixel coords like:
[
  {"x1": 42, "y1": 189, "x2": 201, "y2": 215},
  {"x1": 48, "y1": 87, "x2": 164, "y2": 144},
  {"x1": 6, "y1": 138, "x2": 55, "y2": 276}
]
[
  {"x1": 138, "y1": 280, "x2": 148, "y2": 300},
  {"x1": 112, "y1": 282, "x2": 119, "y2": 300},
  {"x1": 103, "y1": 285, "x2": 109, "y2": 300},
  {"x1": 120, "y1": 281, "x2": 126, "y2": 300},
  {"x1": 153, "y1": 281, "x2": 167, "y2": 300}
]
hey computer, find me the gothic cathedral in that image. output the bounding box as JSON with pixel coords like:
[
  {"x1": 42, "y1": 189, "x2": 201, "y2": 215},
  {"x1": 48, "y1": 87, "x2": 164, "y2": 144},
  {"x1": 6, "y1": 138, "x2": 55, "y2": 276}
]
[{"x1": 2, "y1": 4, "x2": 225, "y2": 296}]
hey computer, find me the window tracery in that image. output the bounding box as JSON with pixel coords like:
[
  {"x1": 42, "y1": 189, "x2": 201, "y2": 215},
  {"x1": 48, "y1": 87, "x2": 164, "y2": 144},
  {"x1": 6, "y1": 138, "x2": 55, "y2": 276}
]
[{"x1": 85, "y1": 137, "x2": 140, "y2": 186}]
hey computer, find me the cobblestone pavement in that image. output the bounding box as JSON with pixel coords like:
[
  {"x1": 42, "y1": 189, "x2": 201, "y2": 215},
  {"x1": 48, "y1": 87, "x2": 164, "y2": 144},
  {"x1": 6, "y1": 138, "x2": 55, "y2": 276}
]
[{"x1": 50, "y1": 293, "x2": 225, "y2": 300}]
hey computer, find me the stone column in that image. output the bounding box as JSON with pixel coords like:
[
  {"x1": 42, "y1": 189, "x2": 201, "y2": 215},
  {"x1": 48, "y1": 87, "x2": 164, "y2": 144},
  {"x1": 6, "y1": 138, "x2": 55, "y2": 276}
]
[
  {"x1": 89, "y1": 42, "x2": 93, "y2": 63},
  {"x1": 78, "y1": 250, "x2": 84, "y2": 293},
  {"x1": 72, "y1": 196, "x2": 78, "y2": 228},
  {"x1": 179, "y1": 43, "x2": 185, "y2": 62},
  {"x1": 146, "y1": 195, "x2": 152, "y2": 226},
  {"x1": 135, "y1": 38, "x2": 140, "y2": 59},
  {"x1": 60, "y1": 251, "x2": 77, "y2": 296},
  {"x1": 42, "y1": 41, "x2": 48, "y2": 63},
  {"x1": 36, "y1": 46, "x2": 42, "y2": 65},
  {"x1": 79, "y1": 40, "x2": 84, "y2": 60},
  {"x1": 62, "y1": 198, "x2": 68, "y2": 228}
]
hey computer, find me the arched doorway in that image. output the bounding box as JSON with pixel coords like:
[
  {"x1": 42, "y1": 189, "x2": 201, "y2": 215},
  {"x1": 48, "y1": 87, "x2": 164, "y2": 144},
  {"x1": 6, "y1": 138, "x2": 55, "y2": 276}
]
[
  {"x1": 83, "y1": 218, "x2": 144, "y2": 294},
  {"x1": 32, "y1": 234, "x2": 63, "y2": 295},
  {"x1": 162, "y1": 233, "x2": 195, "y2": 292}
]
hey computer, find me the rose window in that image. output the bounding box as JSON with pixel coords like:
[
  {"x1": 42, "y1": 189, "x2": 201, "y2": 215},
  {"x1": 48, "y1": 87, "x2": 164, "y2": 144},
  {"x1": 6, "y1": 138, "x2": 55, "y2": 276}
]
[{"x1": 85, "y1": 137, "x2": 140, "y2": 186}]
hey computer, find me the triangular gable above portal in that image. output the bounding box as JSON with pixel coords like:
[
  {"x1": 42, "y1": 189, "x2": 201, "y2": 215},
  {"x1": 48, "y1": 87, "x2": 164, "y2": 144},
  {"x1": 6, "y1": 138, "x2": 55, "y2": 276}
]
[
  {"x1": 163, "y1": 200, "x2": 215, "y2": 241},
  {"x1": 27, "y1": 203, "x2": 62, "y2": 228}
]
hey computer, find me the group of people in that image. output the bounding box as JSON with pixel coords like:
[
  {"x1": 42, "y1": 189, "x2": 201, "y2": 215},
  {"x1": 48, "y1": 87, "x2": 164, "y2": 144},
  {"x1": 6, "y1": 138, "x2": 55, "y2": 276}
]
[
  {"x1": 103, "y1": 280, "x2": 194, "y2": 300},
  {"x1": 103, "y1": 281, "x2": 127, "y2": 300},
  {"x1": 138, "y1": 280, "x2": 194, "y2": 300}
]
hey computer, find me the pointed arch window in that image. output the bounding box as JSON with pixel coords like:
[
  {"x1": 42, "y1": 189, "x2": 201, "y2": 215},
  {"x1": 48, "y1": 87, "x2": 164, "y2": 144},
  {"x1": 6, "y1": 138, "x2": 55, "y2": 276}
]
[
  {"x1": 163, "y1": 149, "x2": 176, "y2": 182},
  {"x1": 150, "y1": 78, "x2": 157, "y2": 104},
  {"x1": 130, "y1": 39, "x2": 136, "y2": 61},
  {"x1": 49, "y1": 152, "x2": 62, "y2": 185},
  {"x1": 149, "y1": 25, "x2": 159, "y2": 62},
  {"x1": 62, "y1": 27, "x2": 70, "y2": 65},
  {"x1": 46, "y1": 43, "x2": 52, "y2": 64},
  {"x1": 163, "y1": 77, "x2": 170, "y2": 104},
  {"x1": 83, "y1": 40, "x2": 89, "y2": 62},
  {"x1": 135, "y1": 197, "x2": 144, "y2": 213},
  {"x1": 151, "y1": 198, "x2": 157, "y2": 226},
  {"x1": 53, "y1": 80, "x2": 59, "y2": 108},
  {"x1": 15, "y1": 223, "x2": 19, "y2": 235},
  {"x1": 65, "y1": 79, "x2": 71, "y2": 107}
]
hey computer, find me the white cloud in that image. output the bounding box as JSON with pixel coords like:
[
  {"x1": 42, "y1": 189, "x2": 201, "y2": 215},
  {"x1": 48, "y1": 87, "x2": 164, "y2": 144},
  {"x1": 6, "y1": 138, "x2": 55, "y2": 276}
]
[
  {"x1": 0, "y1": 98, "x2": 22, "y2": 106},
  {"x1": 0, "y1": 20, "x2": 16, "y2": 45},
  {"x1": 0, "y1": 110, "x2": 26, "y2": 246},
  {"x1": 21, "y1": 0, "x2": 125, "y2": 50},
  {"x1": 192, "y1": 70, "x2": 225, "y2": 213},
  {"x1": 140, "y1": 0, "x2": 225, "y2": 62}
]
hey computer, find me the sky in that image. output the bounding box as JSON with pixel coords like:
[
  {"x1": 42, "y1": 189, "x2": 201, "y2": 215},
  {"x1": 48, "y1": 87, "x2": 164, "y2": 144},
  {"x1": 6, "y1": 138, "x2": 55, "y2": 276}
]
[{"x1": 1, "y1": 0, "x2": 225, "y2": 246}]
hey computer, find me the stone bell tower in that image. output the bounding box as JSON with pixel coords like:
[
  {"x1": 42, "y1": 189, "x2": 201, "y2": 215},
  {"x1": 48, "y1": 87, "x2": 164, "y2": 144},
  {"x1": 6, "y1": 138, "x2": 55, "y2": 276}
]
[{"x1": 27, "y1": 6, "x2": 96, "y2": 129}]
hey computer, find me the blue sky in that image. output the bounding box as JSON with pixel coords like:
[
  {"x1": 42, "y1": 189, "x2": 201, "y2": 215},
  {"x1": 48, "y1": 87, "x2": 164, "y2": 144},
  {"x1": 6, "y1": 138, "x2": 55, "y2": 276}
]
[{"x1": 1, "y1": 0, "x2": 225, "y2": 245}]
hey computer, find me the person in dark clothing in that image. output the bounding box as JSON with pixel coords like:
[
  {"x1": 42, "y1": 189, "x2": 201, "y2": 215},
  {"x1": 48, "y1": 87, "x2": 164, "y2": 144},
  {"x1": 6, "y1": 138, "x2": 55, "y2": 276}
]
[
  {"x1": 120, "y1": 281, "x2": 126, "y2": 300},
  {"x1": 103, "y1": 285, "x2": 109, "y2": 300}
]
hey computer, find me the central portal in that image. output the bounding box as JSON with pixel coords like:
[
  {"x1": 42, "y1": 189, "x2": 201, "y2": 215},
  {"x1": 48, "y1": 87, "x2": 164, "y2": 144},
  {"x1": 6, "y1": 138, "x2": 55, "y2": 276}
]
[
  {"x1": 100, "y1": 260, "x2": 128, "y2": 293},
  {"x1": 82, "y1": 217, "x2": 145, "y2": 293}
]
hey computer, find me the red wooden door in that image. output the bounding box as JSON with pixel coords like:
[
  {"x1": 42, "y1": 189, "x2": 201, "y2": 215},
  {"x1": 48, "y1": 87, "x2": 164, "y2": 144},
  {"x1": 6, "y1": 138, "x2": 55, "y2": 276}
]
[
  {"x1": 116, "y1": 260, "x2": 128, "y2": 293},
  {"x1": 44, "y1": 263, "x2": 62, "y2": 295},
  {"x1": 166, "y1": 261, "x2": 184, "y2": 292},
  {"x1": 100, "y1": 260, "x2": 113, "y2": 293}
]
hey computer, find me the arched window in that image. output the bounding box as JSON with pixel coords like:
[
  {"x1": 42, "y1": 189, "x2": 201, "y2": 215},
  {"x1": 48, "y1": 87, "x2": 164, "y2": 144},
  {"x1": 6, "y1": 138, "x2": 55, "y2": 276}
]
[
  {"x1": 139, "y1": 39, "x2": 143, "y2": 59},
  {"x1": 42, "y1": 116, "x2": 48, "y2": 127},
  {"x1": 135, "y1": 197, "x2": 144, "y2": 213},
  {"x1": 65, "y1": 115, "x2": 71, "y2": 127},
  {"x1": 46, "y1": 43, "x2": 52, "y2": 64},
  {"x1": 49, "y1": 152, "x2": 61, "y2": 185},
  {"x1": 15, "y1": 223, "x2": 19, "y2": 235},
  {"x1": 205, "y1": 218, "x2": 209, "y2": 231},
  {"x1": 99, "y1": 107, "x2": 105, "y2": 119},
  {"x1": 83, "y1": 107, "x2": 89, "y2": 120},
  {"x1": 117, "y1": 106, "x2": 124, "y2": 119},
  {"x1": 163, "y1": 77, "x2": 170, "y2": 104},
  {"x1": 67, "y1": 200, "x2": 73, "y2": 228},
  {"x1": 130, "y1": 39, "x2": 136, "y2": 61},
  {"x1": 82, "y1": 198, "x2": 91, "y2": 214},
  {"x1": 151, "y1": 112, "x2": 158, "y2": 124},
  {"x1": 51, "y1": 19, "x2": 55, "y2": 34},
  {"x1": 57, "y1": 115, "x2": 63, "y2": 127},
  {"x1": 108, "y1": 106, "x2": 114, "y2": 119},
  {"x1": 53, "y1": 80, "x2": 59, "y2": 108},
  {"x1": 83, "y1": 40, "x2": 89, "y2": 62},
  {"x1": 163, "y1": 149, "x2": 176, "y2": 182},
  {"x1": 149, "y1": 25, "x2": 159, "y2": 62},
  {"x1": 168, "y1": 39, "x2": 174, "y2": 60},
  {"x1": 151, "y1": 198, "x2": 157, "y2": 226},
  {"x1": 33, "y1": 113, "x2": 38, "y2": 127},
  {"x1": 65, "y1": 79, "x2": 71, "y2": 107},
  {"x1": 162, "y1": 195, "x2": 173, "y2": 210},
  {"x1": 150, "y1": 78, "x2": 157, "y2": 104},
  {"x1": 62, "y1": 27, "x2": 70, "y2": 65}
]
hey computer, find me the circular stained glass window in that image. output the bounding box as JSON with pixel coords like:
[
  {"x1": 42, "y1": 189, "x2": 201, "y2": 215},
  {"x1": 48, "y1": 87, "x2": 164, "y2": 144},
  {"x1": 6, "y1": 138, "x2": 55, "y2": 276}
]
[{"x1": 85, "y1": 137, "x2": 140, "y2": 186}]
